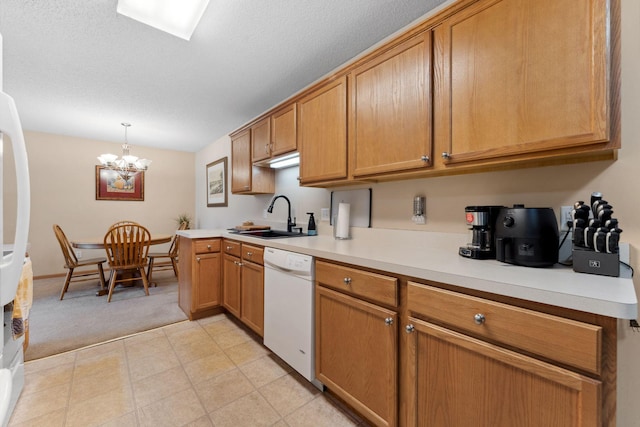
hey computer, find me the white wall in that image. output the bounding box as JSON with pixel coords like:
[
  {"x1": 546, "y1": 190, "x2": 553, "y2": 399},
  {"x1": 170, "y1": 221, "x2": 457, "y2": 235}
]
[{"x1": 193, "y1": 1, "x2": 640, "y2": 422}]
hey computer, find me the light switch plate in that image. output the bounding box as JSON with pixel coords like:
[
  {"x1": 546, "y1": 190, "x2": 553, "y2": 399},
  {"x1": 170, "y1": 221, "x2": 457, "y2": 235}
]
[{"x1": 320, "y1": 208, "x2": 330, "y2": 221}]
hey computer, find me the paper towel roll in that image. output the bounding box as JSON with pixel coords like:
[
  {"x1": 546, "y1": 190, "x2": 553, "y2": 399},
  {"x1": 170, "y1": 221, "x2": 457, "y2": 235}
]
[{"x1": 335, "y1": 203, "x2": 351, "y2": 239}]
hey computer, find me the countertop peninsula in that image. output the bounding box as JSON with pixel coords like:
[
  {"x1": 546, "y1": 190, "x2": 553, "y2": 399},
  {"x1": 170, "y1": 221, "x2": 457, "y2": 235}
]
[{"x1": 178, "y1": 228, "x2": 638, "y2": 319}]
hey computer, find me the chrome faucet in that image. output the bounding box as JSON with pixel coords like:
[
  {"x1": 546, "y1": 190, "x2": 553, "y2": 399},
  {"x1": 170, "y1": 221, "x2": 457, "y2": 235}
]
[{"x1": 267, "y1": 195, "x2": 296, "y2": 232}]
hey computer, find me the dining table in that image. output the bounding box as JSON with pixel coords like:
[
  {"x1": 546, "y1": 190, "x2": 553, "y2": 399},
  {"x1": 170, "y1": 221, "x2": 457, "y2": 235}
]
[
  {"x1": 70, "y1": 233, "x2": 172, "y2": 296},
  {"x1": 70, "y1": 234, "x2": 172, "y2": 250}
]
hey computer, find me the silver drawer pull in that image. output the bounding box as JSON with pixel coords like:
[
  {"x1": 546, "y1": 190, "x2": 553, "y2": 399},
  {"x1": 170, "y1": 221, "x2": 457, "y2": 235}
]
[
  {"x1": 343, "y1": 277, "x2": 352, "y2": 285},
  {"x1": 246, "y1": 252, "x2": 253, "y2": 257},
  {"x1": 207, "y1": 244, "x2": 212, "y2": 250},
  {"x1": 474, "y1": 313, "x2": 486, "y2": 325},
  {"x1": 196, "y1": 257, "x2": 201, "y2": 263},
  {"x1": 405, "y1": 324, "x2": 415, "y2": 333},
  {"x1": 384, "y1": 317, "x2": 394, "y2": 326},
  {"x1": 226, "y1": 246, "x2": 232, "y2": 251}
]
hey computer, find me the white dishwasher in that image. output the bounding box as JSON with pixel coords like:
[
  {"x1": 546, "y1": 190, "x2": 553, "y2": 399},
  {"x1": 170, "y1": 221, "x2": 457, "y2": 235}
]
[{"x1": 263, "y1": 247, "x2": 323, "y2": 390}]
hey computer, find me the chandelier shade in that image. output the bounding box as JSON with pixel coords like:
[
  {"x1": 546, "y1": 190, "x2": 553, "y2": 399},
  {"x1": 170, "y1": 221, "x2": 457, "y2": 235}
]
[{"x1": 97, "y1": 123, "x2": 151, "y2": 181}]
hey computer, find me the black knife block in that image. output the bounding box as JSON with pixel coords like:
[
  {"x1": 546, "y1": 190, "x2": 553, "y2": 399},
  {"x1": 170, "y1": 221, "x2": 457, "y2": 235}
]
[{"x1": 572, "y1": 246, "x2": 620, "y2": 277}]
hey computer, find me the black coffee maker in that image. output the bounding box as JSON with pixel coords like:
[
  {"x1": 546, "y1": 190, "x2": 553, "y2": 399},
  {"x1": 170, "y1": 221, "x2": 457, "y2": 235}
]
[{"x1": 459, "y1": 206, "x2": 504, "y2": 259}]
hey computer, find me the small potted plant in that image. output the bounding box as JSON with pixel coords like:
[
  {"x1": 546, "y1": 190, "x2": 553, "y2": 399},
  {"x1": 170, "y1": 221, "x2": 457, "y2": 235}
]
[{"x1": 175, "y1": 213, "x2": 192, "y2": 230}]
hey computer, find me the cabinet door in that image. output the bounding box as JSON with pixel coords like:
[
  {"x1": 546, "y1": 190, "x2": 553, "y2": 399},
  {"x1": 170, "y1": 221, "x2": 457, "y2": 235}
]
[
  {"x1": 222, "y1": 254, "x2": 241, "y2": 318},
  {"x1": 298, "y1": 76, "x2": 348, "y2": 184},
  {"x1": 405, "y1": 317, "x2": 601, "y2": 427},
  {"x1": 350, "y1": 32, "x2": 432, "y2": 177},
  {"x1": 251, "y1": 117, "x2": 271, "y2": 162},
  {"x1": 434, "y1": 0, "x2": 610, "y2": 165},
  {"x1": 316, "y1": 286, "x2": 397, "y2": 427},
  {"x1": 193, "y1": 252, "x2": 221, "y2": 312},
  {"x1": 231, "y1": 129, "x2": 252, "y2": 193},
  {"x1": 231, "y1": 129, "x2": 275, "y2": 194},
  {"x1": 271, "y1": 103, "x2": 297, "y2": 157},
  {"x1": 240, "y1": 260, "x2": 264, "y2": 336}
]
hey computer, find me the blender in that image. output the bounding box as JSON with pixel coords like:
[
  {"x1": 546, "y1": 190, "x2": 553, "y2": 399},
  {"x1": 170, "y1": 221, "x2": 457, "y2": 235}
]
[{"x1": 459, "y1": 206, "x2": 504, "y2": 259}]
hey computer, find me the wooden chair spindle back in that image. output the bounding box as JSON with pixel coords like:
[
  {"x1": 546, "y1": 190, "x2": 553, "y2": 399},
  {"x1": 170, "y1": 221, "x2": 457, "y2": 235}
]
[
  {"x1": 104, "y1": 224, "x2": 151, "y2": 269},
  {"x1": 53, "y1": 224, "x2": 78, "y2": 268}
]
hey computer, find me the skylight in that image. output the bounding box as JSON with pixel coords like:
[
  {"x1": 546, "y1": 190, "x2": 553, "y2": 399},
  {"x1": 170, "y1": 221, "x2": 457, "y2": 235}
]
[{"x1": 117, "y1": 0, "x2": 211, "y2": 41}]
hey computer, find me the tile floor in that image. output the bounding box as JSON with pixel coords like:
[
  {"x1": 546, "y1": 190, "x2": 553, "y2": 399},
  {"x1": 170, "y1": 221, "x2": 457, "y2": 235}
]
[{"x1": 9, "y1": 314, "x2": 370, "y2": 427}]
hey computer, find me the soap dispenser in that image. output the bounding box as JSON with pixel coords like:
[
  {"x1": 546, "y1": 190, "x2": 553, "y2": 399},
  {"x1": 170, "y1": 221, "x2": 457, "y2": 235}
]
[{"x1": 306, "y1": 212, "x2": 317, "y2": 236}]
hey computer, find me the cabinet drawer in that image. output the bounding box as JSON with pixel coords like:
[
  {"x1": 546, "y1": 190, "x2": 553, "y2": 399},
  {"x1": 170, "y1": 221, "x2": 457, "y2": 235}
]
[
  {"x1": 407, "y1": 282, "x2": 602, "y2": 375},
  {"x1": 316, "y1": 260, "x2": 398, "y2": 307},
  {"x1": 222, "y1": 239, "x2": 241, "y2": 257},
  {"x1": 194, "y1": 238, "x2": 221, "y2": 254},
  {"x1": 241, "y1": 244, "x2": 264, "y2": 265}
]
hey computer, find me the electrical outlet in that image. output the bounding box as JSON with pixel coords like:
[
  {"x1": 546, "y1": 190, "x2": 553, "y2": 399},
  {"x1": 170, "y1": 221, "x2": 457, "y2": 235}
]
[
  {"x1": 560, "y1": 206, "x2": 572, "y2": 231},
  {"x1": 75, "y1": 250, "x2": 82, "y2": 259},
  {"x1": 321, "y1": 208, "x2": 330, "y2": 221}
]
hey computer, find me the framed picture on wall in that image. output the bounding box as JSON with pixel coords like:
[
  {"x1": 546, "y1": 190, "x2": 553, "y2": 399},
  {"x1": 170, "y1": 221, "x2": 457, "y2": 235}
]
[
  {"x1": 95, "y1": 166, "x2": 145, "y2": 201},
  {"x1": 206, "y1": 157, "x2": 228, "y2": 207}
]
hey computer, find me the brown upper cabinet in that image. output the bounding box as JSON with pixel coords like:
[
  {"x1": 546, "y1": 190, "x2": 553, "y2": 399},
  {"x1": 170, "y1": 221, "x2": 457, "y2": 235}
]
[
  {"x1": 298, "y1": 76, "x2": 348, "y2": 185},
  {"x1": 228, "y1": 0, "x2": 619, "y2": 188},
  {"x1": 252, "y1": 103, "x2": 298, "y2": 166},
  {"x1": 231, "y1": 129, "x2": 275, "y2": 194},
  {"x1": 251, "y1": 117, "x2": 271, "y2": 163},
  {"x1": 349, "y1": 31, "x2": 433, "y2": 178},
  {"x1": 270, "y1": 103, "x2": 297, "y2": 158},
  {"x1": 433, "y1": 0, "x2": 617, "y2": 167}
]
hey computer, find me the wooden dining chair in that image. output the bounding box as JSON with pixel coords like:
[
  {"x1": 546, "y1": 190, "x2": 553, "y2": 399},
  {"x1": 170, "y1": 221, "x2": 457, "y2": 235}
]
[
  {"x1": 53, "y1": 224, "x2": 107, "y2": 300},
  {"x1": 110, "y1": 220, "x2": 139, "y2": 227},
  {"x1": 103, "y1": 223, "x2": 151, "y2": 302},
  {"x1": 146, "y1": 222, "x2": 188, "y2": 285}
]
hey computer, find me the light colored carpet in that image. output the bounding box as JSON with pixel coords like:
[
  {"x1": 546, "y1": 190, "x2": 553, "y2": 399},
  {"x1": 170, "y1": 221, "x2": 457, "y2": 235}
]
[{"x1": 24, "y1": 268, "x2": 188, "y2": 361}]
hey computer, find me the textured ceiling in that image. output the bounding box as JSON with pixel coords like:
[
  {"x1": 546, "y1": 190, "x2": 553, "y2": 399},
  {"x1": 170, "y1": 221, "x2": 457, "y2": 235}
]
[{"x1": 0, "y1": 0, "x2": 447, "y2": 152}]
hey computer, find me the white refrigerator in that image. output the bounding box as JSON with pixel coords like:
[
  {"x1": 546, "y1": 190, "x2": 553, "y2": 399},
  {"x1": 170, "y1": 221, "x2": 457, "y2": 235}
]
[{"x1": 0, "y1": 33, "x2": 31, "y2": 426}]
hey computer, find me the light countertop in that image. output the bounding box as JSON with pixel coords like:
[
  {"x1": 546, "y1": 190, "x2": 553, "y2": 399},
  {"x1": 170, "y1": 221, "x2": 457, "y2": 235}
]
[{"x1": 177, "y1": 228, "x2": 638, "y2": 319}]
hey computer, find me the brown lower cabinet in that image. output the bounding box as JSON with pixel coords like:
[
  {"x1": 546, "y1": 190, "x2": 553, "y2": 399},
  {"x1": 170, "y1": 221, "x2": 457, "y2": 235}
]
[
  {"x1": 315, "y1": 261, "x2": 399, "y2": 427},
  {"x1": 315, "y1": 260, "x2": 616, "y2": 427},
  {"x1": 221, "y1": 239, "x2": 265, "y2": 336},
  {"x1": 178, "y1": 237, "x2": 221, "y2": 320},
  {"x1": 239, "y1": 244, "x2": 264, "y2": 336},
  {"x1": 222, "y1": 240, "x2": 242, "y2": 318},
  {"x1": 405, "y1": 318, "x2": 600, "y2": 426}
]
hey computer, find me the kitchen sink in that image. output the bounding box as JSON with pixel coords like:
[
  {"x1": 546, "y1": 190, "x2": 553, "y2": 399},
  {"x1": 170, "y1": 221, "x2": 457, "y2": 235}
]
[{"x1": 229, "y1": 229, "x2": 307, "y2": 239}]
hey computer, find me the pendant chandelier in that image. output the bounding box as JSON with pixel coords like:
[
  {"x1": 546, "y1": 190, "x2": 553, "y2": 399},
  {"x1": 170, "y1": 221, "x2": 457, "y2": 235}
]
[{"x1": 97, "y1": 123, "x2": 151, "y2": 181}]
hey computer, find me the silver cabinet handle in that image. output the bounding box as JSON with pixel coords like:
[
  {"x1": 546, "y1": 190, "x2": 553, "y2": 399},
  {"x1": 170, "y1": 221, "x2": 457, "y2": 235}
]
[
  {"x1": 246, "y1": 252, "x2": 253, "y2": 257},
  {"x1": 474, "y1": 313, "x2": 486, "y2": 325},
  {"x1": 343, "y1": 277, "x2": 352, "y2": 285},
  {"x1": 441, "y1": 152, "x2": 451, "y2": 160},
  {"x1": 226, "y1": 246, "x2": 232, "y2": 251},
  {"x1": 405, "y1": 324, "x2": 415, "y2": 333},
  {"x1": 384, "y1": 317, "x2": 394, "y2": 326},
  {"x1": 207, "y1": 244, "x2": 212, "y2": 250},
  {"x1": 234, "y1": 260, "x2": 243, "y2": 266},
  {"x1": 196, "y1": 257, "x2": 201, "y2": 263},
  {"x1": 420, "y1": 155, "x2": 430, "y2": 163}
]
